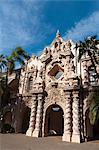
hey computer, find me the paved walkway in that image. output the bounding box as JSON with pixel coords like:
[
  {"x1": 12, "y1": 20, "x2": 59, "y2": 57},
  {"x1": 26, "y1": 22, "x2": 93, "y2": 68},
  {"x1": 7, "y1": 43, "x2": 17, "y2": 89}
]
[{"x1": 0, "y1": 134, "x2": 99, "y2": 150}]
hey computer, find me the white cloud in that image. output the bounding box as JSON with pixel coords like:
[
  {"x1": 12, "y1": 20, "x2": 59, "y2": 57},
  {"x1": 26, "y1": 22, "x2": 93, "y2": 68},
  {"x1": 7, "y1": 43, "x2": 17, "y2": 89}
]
[
  {"x1": 64, "y1": 11, "x2": 99, "y2": 41},
  {"x1": 0, "y1": 0, "x2": 54, "y2": 54}
]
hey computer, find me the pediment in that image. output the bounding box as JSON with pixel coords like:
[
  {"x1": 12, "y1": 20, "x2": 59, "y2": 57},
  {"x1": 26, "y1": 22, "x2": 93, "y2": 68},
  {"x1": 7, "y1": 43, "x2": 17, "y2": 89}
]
[{"x1": 39, "y1": 31, "x2": 75, "y2": 67}]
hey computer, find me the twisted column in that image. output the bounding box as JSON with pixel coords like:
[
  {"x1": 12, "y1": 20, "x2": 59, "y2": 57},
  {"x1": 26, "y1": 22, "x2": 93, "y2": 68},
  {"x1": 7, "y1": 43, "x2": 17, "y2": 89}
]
[
  {"x1": 32, "y1": 94, "x2": 43, "y2": 137},
  {"x1": 72, "y1": 90, "x2": 81, "y2": 143},
  {"x1": 83, "y1": 115, "x2": 87, "y2": 141},
  {"x1": 62, "y1": 91, "x2": 72, "y2": 142},
  {"x1": 26, "y1": 95, "x2": 37, "y2": 136}
]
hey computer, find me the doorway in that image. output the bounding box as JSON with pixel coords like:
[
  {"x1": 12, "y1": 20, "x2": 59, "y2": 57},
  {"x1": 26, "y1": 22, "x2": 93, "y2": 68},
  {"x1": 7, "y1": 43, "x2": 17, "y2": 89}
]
[
  {"x1": 85, "y1": 109, "x2": 99, "y2": 140},
  {"x1": 21, "y1": 106, "x2": 31, "y2": 133},
  {"x1": 93, "y1": 119, "x2": 99, "y2": 140},
  {"x1": 44, "y1": 104, "x2": 64, "y2": 136}
]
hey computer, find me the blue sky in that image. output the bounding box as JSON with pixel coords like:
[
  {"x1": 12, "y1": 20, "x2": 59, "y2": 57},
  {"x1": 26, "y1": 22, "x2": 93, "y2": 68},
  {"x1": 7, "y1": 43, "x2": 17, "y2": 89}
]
[{"x1": 0, "y1": 0, "x2": 99, "y2": 57}]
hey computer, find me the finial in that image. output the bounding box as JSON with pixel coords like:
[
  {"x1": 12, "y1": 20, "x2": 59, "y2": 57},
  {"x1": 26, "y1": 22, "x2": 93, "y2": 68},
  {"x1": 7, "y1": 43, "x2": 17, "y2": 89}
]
[
  {"x1": 32, "y1": 55, "x2": 36, "y2": 59},
  {"x1": 56, "y1": 29, "x2": 60, "y2": 38}
]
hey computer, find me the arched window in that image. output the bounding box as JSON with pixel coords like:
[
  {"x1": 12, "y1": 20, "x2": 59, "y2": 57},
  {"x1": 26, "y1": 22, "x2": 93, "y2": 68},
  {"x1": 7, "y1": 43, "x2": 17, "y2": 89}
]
[
  {"x1": 55, "y1": 42, "x2": 58, "y2": 48},
  {"x1": 89, "y1": 67, "x2": 97, "y2": 85}
]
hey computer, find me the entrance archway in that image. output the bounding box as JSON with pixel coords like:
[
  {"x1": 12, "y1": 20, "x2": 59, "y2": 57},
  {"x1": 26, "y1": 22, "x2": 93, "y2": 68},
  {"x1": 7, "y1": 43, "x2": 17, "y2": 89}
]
[
  {"x1": 21, "y1": 106, "x2": 31, "y2": 133},
  {"x1": 85, "y1": 109, "x2": 93, "y2": 139},
  {"x1": 85, "y1": 109, "x2": 99, "y2": 140},
  {"x1": 44, "y1": 104, "x2": 64, "y2": 136},
  {"x1": 93, "y1": 119, "x2": 99, "y2": 140},
  {"x1": 3, "y1": 111, "x2": 12, "y2": 125}
]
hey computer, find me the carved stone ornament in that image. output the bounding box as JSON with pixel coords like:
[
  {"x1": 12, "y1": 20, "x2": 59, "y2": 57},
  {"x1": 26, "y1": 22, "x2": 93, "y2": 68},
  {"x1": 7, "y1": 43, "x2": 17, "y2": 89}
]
[
  {"x1": 17, "y1": 31, "x2": 99, "y2": 143},
  {"x1": 46, "y1": 87, "x2": 64, "y2": 103}
]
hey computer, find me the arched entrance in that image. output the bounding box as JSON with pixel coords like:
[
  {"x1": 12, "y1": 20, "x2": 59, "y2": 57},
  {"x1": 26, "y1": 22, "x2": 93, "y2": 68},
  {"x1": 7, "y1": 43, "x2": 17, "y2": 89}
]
[
  {"x1": 44, "y1": 104, "x2": 64, "y2": 136},
  {"x1": 3, "y1": 111, "x2": 12, "y2": 125},
  {"x1": 93, "y1": 119, "x2": 99, "y2": 140},
  {"x1": 21, "y1": 106, "x2": 31, "y2": 133},
  {"x1": 2, "y1": 111, "x2": 15, "y2": 133},
  {"x1": 85, "y1": 109, "x2": 99, "y2": 140},
  {"x1": 85, "y1": 109, "x2": 93, "y2": 139}
]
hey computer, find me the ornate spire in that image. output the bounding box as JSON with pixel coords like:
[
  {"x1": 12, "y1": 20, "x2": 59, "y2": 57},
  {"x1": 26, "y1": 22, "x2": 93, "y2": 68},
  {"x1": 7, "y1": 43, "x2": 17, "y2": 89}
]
[{"x1": 56, "y1": 29, "x2": 60, "y2": 38}]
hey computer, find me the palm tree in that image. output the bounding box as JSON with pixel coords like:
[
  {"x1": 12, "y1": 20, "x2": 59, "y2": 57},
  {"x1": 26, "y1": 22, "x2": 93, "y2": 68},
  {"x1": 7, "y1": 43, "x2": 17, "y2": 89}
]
[
  {"x1": 0, "y1": 47, "x2": 30, "y2": 104},
  {"x1": 7, "y1": 47, "x2": 30, "y2": 75},
  {"x1": 76, "y1": 36, "x2": 99, "y2": 125},
  {"x1": 77, "y1": 35, "x2": 99, "y2": 77},
  {"x1": 0, "y1": 47, "x2": 30, "y2": 132},
  {"x1": 0, "y1": 55, "x2": 7, "y2": 132},
  {"x1": 0, "y1": 47, "x2": 29, "y2": 87},
  {"x1": 0, "y1": 54, "x2": 6, "y2": 110},
  {"x1": 0, "y1": 55, "x2": 6, "y2": 73}
]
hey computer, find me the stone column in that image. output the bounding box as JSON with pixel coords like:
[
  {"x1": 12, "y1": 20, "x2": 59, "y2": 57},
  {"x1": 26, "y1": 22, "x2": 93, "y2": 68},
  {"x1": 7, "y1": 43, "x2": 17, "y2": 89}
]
[
  {"x1": 26, "y1": 95, "x2": 37, "y2": 136},
  {"x1": 32, "y1": 94, "x2": 43, "y2": 137},
  {"x1": 83, "y1": 114, "x2": 87, "y2": 141},
  {"x1": 62, "y1": 91, "x2": 72, "y2": 142},
  {"x1": 72, "y1": 90, "x2": 81, "y2": 143}
]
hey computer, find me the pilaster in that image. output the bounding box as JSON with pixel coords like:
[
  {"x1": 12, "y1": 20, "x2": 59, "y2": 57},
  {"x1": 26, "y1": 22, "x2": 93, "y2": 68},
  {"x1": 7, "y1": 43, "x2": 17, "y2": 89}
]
[
  {"x1": 62, "y1": 91, "x2": 72, "y2": 142},
  {"x1": 26, "y1": 95, "x2": 37, "y2": 136},
  {"x1": 32, "y1": 94, "x2": 43, "y2": 137},
  {"x1": 72, "y1": 90, "x2": 81, "y2": 143}
]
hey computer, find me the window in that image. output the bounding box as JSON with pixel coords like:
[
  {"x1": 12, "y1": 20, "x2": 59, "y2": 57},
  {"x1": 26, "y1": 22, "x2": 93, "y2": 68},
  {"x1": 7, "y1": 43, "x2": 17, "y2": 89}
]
[
  {"x1": 27, "y1": 77, "x2": 33, "y2": 91},
  {"x1": 52, "y1": 107, "x2": 60, "y2": 112},
  {"x1": 55, "y1": 42, "x2": 58, "y2": 48},
  {"x1": 89, "y1": 67, "x2": 97, "y2": 85},
  {"x1": 55, "y1": 71, "x2": 63, "y2": 80},
  {"x1": 48, "y1": 64, "x2": 63, "y2": 80}
]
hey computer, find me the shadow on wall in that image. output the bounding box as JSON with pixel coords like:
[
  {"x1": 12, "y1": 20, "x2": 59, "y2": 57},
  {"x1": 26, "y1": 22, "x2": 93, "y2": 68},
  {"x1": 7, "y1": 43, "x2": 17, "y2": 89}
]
[
  {"x1": 85, "y1": 109, "x2": 99, "y2": 141},
  {"x1": 1, "y1": 111, "x2": 15, "y2": 133},
  {"x1": 21, "y1": 106, "x2": 31, "y2": 134}
]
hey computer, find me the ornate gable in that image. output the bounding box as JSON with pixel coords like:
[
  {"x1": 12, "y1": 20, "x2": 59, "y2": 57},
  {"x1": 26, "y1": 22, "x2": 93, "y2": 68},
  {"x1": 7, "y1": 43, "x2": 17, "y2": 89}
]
[
  {"x1": 39, "y1": 31, "x2": 76, "y2": 88},
  {"x1": 19, "y1": 31, "x2": 78, "y2": 98}
]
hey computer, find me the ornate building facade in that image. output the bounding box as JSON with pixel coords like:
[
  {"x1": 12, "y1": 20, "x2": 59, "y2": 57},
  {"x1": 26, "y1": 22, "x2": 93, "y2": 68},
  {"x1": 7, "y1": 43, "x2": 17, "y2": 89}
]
[
  {"x1": 18, "y1": 31, "x2": 99, "y2": 143},
  {"x1": 1, "y1": 31, "x2": 99, "y2": 143}
]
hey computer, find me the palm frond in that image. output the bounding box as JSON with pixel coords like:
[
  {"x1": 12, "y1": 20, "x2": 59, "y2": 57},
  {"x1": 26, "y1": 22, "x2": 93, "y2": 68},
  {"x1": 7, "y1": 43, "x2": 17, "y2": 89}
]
[
  {"x1": 89, "y1": 90, "x2": 99, "y2": 125},
  {"x1": 14, "y1": 56, "x2": 25, "y2": 65},
  {"x1": 7, "y1": 59, "x2": 15, "y2": 75},
  {"x1": 0, "y1": 54, "x2": 7, "y2": 72}
]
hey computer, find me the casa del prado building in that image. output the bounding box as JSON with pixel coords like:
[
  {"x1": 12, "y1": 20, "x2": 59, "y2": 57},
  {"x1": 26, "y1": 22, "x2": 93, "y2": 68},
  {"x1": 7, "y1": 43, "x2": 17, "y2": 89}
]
[{"x1": 2, "y1": 31, "x2": 99, "y2": 143}]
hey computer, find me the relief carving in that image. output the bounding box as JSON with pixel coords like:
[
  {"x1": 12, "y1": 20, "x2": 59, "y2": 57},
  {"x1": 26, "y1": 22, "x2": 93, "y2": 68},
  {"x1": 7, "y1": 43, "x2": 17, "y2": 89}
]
[{"x1": 46, "y1": 87, "x2": 64, "y2": 103}]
